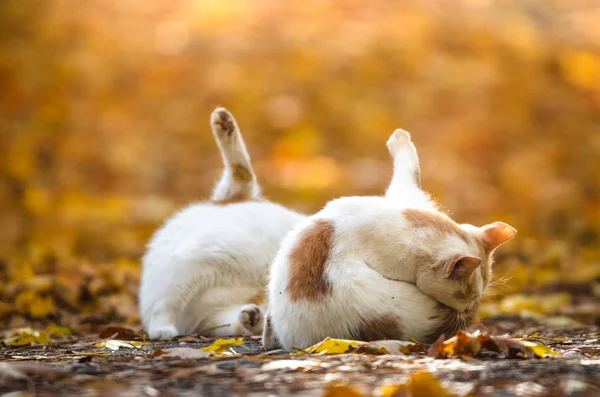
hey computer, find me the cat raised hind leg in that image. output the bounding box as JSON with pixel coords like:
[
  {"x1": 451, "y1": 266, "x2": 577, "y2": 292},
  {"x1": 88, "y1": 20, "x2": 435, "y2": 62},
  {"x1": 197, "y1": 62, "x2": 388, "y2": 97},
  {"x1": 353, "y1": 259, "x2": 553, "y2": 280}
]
[
  {"x1": 384, "y1": 129, "x2": 435, "y2": 208},
  {"x1": 386, "y1": 129, "x2": 421, "y2": 190},
  {"x1": 210, "y1": 108, "x2": 260, "y2": 202}
]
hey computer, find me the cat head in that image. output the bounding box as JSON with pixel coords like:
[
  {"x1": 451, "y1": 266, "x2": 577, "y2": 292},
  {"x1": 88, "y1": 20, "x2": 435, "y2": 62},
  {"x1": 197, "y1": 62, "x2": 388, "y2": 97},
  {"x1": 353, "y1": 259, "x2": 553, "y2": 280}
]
[{"x1": 402, "y1": 209, "x2": 516, "y2": 312}]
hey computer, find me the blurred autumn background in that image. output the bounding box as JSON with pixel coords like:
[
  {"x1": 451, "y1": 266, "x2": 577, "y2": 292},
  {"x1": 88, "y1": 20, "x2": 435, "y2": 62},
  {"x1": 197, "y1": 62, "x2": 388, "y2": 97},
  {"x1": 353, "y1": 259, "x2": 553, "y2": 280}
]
[{"x1": 1, "y1": 0, "x2": 599, "y2": 333}]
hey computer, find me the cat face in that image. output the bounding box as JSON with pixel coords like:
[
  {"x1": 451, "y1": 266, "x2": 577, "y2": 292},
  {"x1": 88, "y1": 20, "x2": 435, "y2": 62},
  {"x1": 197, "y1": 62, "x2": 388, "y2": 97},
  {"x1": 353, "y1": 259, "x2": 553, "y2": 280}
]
[
  {"x1": 410, "y1": 216, "x2": 517, "y2": 312},
  {"x1": 369, "y1": 209, "x2": 516, "y2": 312}
]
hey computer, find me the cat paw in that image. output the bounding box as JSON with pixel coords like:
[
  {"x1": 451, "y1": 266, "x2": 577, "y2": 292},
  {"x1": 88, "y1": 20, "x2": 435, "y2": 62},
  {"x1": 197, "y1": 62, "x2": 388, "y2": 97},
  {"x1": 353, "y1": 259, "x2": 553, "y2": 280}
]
[
  {"x1": 386, "y1": 129, "x2": 413, "y2": 156},
  {"x1": 211, "y1": 107, "x2": 236, "y2": 137},
  {"x1": 147, "y1": 325, "x2": 179, "y2": 340},
  {"x1": 238, "y1": 304, "x2": 263, "y2": 334}
]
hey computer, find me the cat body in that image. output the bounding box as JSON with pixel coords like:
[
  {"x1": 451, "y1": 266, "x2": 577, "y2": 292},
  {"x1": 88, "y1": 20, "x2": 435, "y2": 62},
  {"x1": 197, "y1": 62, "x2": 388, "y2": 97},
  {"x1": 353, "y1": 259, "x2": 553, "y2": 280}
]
[
  {"x1": 140, "y1": 108, "x2": 304, "y2": 340},
  {"x1": 265, "y1": 130, "x2": 516, "y2": 350}
]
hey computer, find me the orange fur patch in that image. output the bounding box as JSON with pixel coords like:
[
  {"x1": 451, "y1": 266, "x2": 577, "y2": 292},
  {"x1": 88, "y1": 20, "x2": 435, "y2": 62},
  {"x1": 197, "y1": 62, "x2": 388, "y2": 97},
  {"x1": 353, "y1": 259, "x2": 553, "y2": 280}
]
[
  {"x1": 232, "y1": 164, "x2": 253, "y2": 182},
  {"x1": 403, "y1": 208, "x2": 469, "y2": 242},
  {"x1": 286, "y1": 220, "x2": 335, "y2": 302},
  {"x1": 356, "y1": 315, "x2": 404, "y2": 341},
  {"x1": 248, "y1": 289, "x2": 266, "y2": 306}
]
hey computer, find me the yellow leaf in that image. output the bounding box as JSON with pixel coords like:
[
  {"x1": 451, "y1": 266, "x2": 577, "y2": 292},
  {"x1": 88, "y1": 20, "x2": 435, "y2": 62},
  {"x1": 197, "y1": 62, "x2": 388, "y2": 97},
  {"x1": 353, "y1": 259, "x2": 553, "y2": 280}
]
[
  {"x1": 28, "y1": 295, "x2": 56, "y2": 318},
  {"x1": 409, "y1": 371, "x2": 454, "y2": 397},
  {"x1": 560, "y1": 50, "x2": 600, "y2": 90},
  {"x1": 95, "y1": 340, "x2": 145, "y2": 350},
  {"x1": 300, "y1": 338, "x2": 366, "y2": 355},
  {"x1": 381, "y1": 372, "x2": 454, "y2": 397},
  {"x1": 200, "y1": 338, "x2": 244, "y2": 354},
  {"x1": 14, "y1": 290, "x2": 55, "y2": 318},
  {"x1": 322, "y1": 385, "x2": 364, "y2": 397},
  {"x1": 2, "y1": 328, "x2": 53, "y2": 346},
  {"x1": 354, "y1": 340, "x2": 422, "y2": 355},
  {"x1": 45, "y1": 325, "x2": 72, "y2": 337},
  {"x1": 380, "y1": 384, "x2": 408, "y2": 397},
  {"x1": 522, "y1": 341, "x2": 562, "y2": 358},
  {"x1": 8, "y1": 263, "x2": 36, "y2": 282},
  {"x1": 23, "y1": 187, "x2": 52, "y2": 215},
  {"x1": 497, "y1": 294, "x2": 571, "y2": 315}
]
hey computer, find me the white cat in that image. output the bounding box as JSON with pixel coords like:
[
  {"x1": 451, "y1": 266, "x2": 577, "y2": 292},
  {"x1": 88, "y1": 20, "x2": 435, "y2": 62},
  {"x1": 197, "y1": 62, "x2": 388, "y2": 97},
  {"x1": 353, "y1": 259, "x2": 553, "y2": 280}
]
[
  {"x1": 264, "y1": 129, "x2": 516, "y2": 350},
  {"x1": 140, "y1": 108, "x2": 305, "y2": 340}
]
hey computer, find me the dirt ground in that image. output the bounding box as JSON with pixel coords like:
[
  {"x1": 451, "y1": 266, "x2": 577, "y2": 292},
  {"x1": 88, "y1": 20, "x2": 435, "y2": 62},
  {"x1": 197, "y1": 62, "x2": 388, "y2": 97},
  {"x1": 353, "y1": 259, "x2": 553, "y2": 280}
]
[{"x1": 1, "y1": 315, "x2": 600, "y2": 397}]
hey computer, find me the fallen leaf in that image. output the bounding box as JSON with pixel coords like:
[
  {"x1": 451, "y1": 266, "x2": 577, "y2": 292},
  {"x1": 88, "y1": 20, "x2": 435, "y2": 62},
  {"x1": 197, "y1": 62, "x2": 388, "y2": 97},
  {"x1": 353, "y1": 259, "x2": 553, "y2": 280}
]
[
  {"x1": 496, "y1": 294, "x2": 571, "y2": 316},
  {"x1": 95, "y1": 339, "x2": 145, "y2": 350},
  {"x1": 521, "y1": 341, "x2": 562, "y2": 358},
  {"x1": 380, "y1": 371, "x2": 454, "y2": 397},
  {"x1": 428, "y1": 331, "x2": 561, "y2": 359},
  {"x1": 200, "y1": 338, "x2": 244, "y2": 354},
  {"x1": 150, "y1": 349, "x2": 167, "y2": 358},
  {"x1": 522, "y1": 332, "x2": 570, "y2": 342},
  {"x1": 322, "y1": 385, "x2": 364, "y2": 397},
  {"x1": 2, "y1": 328, "x2": 53, "y2": 346},
  {"x1": 45, "y1": 325, "x2": 72, "y2": 337},
  {"x1": 354, "y1": 340, "x2": 422, "y2": 355},
  {"x1": 298, "y1": 338, "x2": 366, "y2": 355}
]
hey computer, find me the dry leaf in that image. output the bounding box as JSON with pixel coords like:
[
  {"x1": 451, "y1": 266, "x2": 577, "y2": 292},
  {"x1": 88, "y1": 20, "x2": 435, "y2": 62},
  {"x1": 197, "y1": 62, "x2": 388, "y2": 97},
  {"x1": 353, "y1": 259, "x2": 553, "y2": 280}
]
[
  {"x1": 322, "y1": 385, "x2": 364, "y2": 397},
  {"x1": 428, "y1": 331, "x2": 561, "y2": 359},
  {"x1": 200, "y1": 338, "x2": 244, "y2": 354},
  {"x1": 354, "y1": 340, "x2": 423, "y2": 355},
  {"x1": 95, "y1": 340, "x2": 145, "y2": 350},
  {"x1": 380, "y1": 371, "x2": 454, "y2": 397},
  {"x1": 2, "y1": 328, "x2": 53, "y2": 346},
  {"x1": 45, "y1": 325, "x2": 72, "y2": 337},
  {"x1": 298, "y1": 338, "x2": 366, "y2": 355}
]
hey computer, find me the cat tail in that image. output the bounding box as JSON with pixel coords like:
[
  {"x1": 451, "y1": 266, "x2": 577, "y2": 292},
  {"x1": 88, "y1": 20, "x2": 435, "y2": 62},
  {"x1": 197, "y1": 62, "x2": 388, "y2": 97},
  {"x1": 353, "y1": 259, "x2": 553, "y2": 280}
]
[{"x1": 210, "y1": 107, "x2": 261, "y2": 202}]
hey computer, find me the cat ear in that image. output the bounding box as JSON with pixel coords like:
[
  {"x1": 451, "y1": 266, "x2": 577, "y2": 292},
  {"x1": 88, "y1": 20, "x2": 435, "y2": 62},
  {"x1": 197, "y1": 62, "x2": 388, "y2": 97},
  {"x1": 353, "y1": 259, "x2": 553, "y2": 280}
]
[
  {"x1": 481, "y1": 222, "x2": 517, "y2": 252},
  {"x1": 444, "y1": 254, "x2": 482, "y2": 280}
]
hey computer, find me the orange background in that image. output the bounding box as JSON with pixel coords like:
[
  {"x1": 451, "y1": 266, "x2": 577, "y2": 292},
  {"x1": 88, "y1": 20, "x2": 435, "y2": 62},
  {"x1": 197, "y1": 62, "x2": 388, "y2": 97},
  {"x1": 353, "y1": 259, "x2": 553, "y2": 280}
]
[{"x1": 1, "y1": 0, "x2": 599, "y2": 327}]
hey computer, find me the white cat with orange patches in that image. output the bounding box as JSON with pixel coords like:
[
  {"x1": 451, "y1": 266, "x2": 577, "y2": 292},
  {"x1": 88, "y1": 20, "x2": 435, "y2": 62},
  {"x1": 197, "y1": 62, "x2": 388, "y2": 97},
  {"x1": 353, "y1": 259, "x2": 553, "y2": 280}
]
[
  {"x1": 265, "y1": 129, "x2": 516, "y2": 350},
  {"x1": 140, "y1": 108, "x2": 304, "y2": 340}
]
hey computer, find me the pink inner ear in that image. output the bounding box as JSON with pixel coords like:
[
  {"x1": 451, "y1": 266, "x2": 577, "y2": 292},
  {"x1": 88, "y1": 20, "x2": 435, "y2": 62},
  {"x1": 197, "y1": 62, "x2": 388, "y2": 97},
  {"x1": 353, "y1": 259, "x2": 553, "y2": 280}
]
[
  {"x1": 482, "y1": 222, "x2": 517, "y2": 252},
  {"x1": 444, "y1": 254, "x2": 482, "y2": 276}
]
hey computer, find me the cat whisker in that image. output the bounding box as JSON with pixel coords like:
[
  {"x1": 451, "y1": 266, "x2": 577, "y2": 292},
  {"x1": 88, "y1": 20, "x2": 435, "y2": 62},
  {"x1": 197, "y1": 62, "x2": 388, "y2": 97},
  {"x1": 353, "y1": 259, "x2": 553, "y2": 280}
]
[
  {"x1": 484, "y1": 290, "x2": 501, "y2": 297},
  {"x1": 487, "y1": 273, "x2": 512, "y2": 288}
]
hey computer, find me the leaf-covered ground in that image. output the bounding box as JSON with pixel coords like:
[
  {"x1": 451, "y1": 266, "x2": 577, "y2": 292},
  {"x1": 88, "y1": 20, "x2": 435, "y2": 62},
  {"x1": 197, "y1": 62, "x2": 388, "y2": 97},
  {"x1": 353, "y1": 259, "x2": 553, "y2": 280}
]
[
  {"x1": 2, "y1": 310, "x2": 600, "y2": 397},
  {"x1": 1, "y1": 1, "x2": 600, "y2": 396}
]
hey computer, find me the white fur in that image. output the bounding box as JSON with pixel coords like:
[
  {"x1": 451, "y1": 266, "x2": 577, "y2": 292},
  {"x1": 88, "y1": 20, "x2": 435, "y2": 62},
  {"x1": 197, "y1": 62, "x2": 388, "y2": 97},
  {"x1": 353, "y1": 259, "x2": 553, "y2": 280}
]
[
  {"x1": 139, "y1": 108, "x2": 305, "y2": 340},
  {"x1": 267, "y1": 203, "x2": 462, "y2": 350},
  {"x1": 140, "y1": 200, "x2": 304, "y2": 340},
  {"x1": 266, "y1": 130, "x2": 500, "y2": 349}
]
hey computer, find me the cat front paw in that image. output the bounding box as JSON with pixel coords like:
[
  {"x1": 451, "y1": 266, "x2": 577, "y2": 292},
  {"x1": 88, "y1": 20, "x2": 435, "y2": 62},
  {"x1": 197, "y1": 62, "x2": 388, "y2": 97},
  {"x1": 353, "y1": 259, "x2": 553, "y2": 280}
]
[
  {"x1": 147, "y1": 325, "x2": 179, "y2": 340},
  {"x1": 238, "y1": 304, "x2": 263, "y2": 335},
  {"x1": 386, "y1": 129, "x2": 413, "y2": 156},
  {"x1": 211, "y1": 107, "x2": 235, "y2": 137}
]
